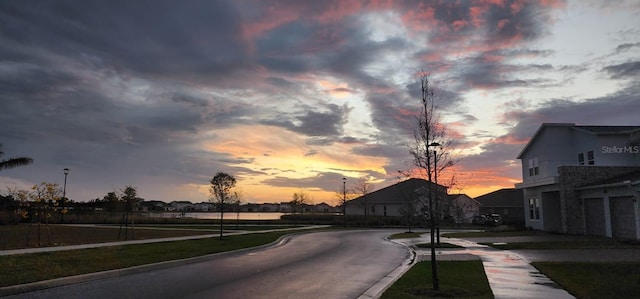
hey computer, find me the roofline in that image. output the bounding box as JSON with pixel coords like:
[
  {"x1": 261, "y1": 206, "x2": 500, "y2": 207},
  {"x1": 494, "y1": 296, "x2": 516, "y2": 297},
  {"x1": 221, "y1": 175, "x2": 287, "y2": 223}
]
[{"x1": 576, "y1": 179, "x2": 640, "y2": 191}]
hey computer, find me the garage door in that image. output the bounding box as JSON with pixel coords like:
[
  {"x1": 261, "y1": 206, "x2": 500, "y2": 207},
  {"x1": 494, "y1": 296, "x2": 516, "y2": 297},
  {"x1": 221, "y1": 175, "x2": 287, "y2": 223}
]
[{"x1": 610, "y1": 196, "x2": 636, "y2": 239}]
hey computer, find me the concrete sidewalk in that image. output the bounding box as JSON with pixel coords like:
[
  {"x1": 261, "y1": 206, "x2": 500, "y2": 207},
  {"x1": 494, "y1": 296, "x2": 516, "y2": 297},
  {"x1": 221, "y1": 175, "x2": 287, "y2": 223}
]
[
  {"x1": 393, "y1": 234, "x2": 576, "y2": 299},
  {"x1": 0, "y1": 225, "x2": 329, "y2": 256}
]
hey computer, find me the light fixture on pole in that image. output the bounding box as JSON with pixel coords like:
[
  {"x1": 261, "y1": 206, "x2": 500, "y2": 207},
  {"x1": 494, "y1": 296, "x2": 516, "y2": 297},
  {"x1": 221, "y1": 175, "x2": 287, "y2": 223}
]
[
  {"x1": 342, "y1": 177, "x2": 346, "y2": 227},
  {"x1": 62, "y1": 168, "x2": 69, "y2": 223}
]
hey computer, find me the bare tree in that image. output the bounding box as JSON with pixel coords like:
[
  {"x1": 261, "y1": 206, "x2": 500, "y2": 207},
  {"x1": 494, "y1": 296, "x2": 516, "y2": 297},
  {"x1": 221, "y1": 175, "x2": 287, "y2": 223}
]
[
  {"x1": 15, "y1": 182, "x2": 62, "y2": 247},
  {"x1": 396, "y1": 176, "x2": 421, "y2": 232},
  {"x1": 353, "y1": 176, "x2": 375, "y2": 220},
  {"x1": 449, "y1": 196, "x2": 476, "y2": 225},
  {"x1": 233, "y1": 188, "x2": 244, "y2": 230},
  {"x1": 407, "y1": 72, "x2": 457, "y2": 291},
  {"x1": 210, "y1": 172, "x2": 237, "y2": 239},
  {"x1": 118, "y1": 186, "x2": 139, "y2": 240},
  {"x1": 290, "y1": 191, "x2": 309, "y2": 214}
]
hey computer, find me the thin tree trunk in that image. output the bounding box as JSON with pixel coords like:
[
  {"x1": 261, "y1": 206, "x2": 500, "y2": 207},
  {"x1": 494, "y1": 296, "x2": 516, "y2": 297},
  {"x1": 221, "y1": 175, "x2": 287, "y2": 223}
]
[{"x1": 219, "y1": 202, "x2": 224, "y2": 239}]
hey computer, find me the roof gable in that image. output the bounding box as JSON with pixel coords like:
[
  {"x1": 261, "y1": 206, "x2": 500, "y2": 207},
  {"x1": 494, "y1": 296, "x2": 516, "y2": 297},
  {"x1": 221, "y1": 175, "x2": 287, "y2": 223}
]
[
  {"x1": 474, "y1": 188, "x2": 524, "y2": 207},
  {"x1": 350, "y1": 178, "x2": 447, "y2": 205},
  {"x1": 516, "y1": 123, "x2": 640, "y2": 159}
]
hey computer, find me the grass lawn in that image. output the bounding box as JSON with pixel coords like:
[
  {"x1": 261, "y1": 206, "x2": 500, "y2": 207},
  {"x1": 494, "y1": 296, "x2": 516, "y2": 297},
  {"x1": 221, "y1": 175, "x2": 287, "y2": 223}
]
[
  {"x1": 389, "y1": 232, "x2": 424, "y2": 239},
  {"x1": 533, "y1": 262, "x2": 640, "y2": 299},
  {"x1": 0, "y1": 224, "x2": 216, "y2": 250},
  {"x1": 134, "y1": 224, "x2": 303, "y2": 231},
  {"x1": 480, "y1": 239, "x2": 638, "y2": 250},
  {"x1": 381, "y1": 260, "x2": 493, "y2": 299},
  {"x1": 442, "y1": 230, "x2": 544, "y2": 238},
  {"x1": 0, "y1": 231, "x2": 293, "y2": 287},
  {"x1": 415, "y1": 242, "x2": 464, "y2": 249}
]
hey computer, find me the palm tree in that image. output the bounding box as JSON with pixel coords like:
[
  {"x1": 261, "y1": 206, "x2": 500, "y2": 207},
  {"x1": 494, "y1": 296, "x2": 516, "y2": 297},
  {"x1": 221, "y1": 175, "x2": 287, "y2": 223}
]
[{"x1": 0, "y1": 144, "x2": 33, "y2": 171}]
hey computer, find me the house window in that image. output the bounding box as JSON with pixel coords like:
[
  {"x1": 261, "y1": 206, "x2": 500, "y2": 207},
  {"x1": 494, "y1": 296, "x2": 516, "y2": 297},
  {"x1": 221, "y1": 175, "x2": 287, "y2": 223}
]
[
  {"x1": 528, "y1": 157, "x2": 539, "y2": 176},
  {"x1": 587, "y1": 150, "x2": 594, "y2": 165},
  {"x1": 578, "y1": 151, "x2": 595, "y2": 165},
  {"x1": 528, "y1": 198, "x2": 540, "y2": 220}
]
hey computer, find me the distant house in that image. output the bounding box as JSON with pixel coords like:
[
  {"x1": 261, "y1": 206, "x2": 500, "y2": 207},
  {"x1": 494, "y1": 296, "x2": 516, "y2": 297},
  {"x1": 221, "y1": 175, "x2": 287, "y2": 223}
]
[
  {"x1": 169, "y1": 201, "x2": 195, "y2": 212},
  {"x1": 138, "y1": 200, "x2": 168, "y2": 212},
  {"x1": 193, "y1": 202, "x2": 214, "y2": 212},
  {"x1": 515, "y1": 123, "x2": 640, "y2": 239},
  {"x1": 259, "y1": 203, "x2": 281, "y2": 212},
  {"x1": 345, "y1": 178, "x2": 447, "y2": 217},
  {"x1": 447, "y1": 194, "x2": 479, "y2": 224},
  {"x1": 313, "y1": 202, "x2": 334, "y2": 213},
  {"x1": 474, "y1": 189, "x2": 524, "y2": 225}
]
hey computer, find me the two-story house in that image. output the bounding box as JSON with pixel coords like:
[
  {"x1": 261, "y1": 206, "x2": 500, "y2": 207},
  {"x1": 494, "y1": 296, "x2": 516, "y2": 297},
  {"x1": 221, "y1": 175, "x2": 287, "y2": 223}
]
[{"x1": 515, "y1": 123, "x2": 640, "y2": 239}]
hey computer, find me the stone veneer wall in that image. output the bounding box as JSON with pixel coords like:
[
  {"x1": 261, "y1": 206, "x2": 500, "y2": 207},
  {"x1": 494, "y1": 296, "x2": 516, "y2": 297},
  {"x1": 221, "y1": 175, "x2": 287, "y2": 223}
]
[{"x1": 557, "y1": 166, "x2": 640, "y2": 234}]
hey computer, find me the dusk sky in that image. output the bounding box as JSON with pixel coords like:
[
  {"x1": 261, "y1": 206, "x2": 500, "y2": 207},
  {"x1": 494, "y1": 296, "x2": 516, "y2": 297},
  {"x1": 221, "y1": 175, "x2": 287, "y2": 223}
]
[{"x1": 1, "y1": 0, "x2": 639, "y2": 204}]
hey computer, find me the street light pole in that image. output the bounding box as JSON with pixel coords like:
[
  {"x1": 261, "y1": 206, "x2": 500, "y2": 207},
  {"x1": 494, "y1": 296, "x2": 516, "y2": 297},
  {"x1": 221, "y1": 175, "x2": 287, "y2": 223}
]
[
  {"x1": 61, "y1": 168, "x2": 69, "y2": 223},
  {"x1": 430, "y1": 144, "x2": 441, "y2": 245},
  {"x1": 342, "y1": 177, "x2": 346, "y2": 227},
  {"x1": 427, "y1": 142, "x2": 441, "y2": 290}
]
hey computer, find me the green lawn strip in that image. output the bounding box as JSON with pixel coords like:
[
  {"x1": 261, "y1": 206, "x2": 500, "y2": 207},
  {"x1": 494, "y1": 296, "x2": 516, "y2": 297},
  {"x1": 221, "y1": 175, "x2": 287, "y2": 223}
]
[
  {"x1": 389, "y1": 232, "x2": 423, "y2": 239},
  {"x1": 415, "y1": 243, "x2": 464, "y2": 249},
  {"x1": 0, "y1": 225, "x2": 217, "y2": 250},
  {"x1": 134, "y1": 224, "x2": 302, "y2": 231},
  {"x1": 442, "y1": 230, "x2": 543, "y2": 238},
  {"x1": 0, "y1": 231, "x2": 291, "y2": 287},
  {"x1": 381, "y1": 260, "x2": 493, "y2": 299},
  {"x1": 532, "y1": 261, "x2": 640, "y2": 299},
  {"x1": 480, "y1": 240, "x2": 636, "y2": 250}
]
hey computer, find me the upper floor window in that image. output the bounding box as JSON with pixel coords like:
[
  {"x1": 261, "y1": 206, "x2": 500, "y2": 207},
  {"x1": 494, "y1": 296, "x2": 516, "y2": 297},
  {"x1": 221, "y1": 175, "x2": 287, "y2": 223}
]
[
  {"x1": 528, "y1": 157, "x2": 539, "y2": 176},
  {"x1": 578, "y1": 151, "x2": 595, "y2": 165}
]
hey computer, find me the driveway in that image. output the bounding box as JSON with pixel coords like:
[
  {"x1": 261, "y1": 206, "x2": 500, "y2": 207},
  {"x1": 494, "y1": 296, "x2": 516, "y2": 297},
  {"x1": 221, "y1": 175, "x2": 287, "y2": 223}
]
[{"x1": 458, "y1": 235, "x2": 640, "y2": 262}]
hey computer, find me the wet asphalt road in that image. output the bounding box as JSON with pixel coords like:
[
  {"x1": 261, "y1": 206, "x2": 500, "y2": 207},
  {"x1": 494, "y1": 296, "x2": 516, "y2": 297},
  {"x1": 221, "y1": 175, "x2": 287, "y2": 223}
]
[{"x1": 5, "y1": 230, "x2": 409, "y2": 299}]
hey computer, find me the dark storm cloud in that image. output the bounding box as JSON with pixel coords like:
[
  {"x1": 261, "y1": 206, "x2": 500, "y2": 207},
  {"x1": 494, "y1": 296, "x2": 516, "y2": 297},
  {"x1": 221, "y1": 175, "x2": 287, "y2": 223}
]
[
  {"x1": 305, "y1": 135, "x2": 368, "y2": 146},
  {"x1": 261, "y1": 103, "x2": 351, "y2": 137},
  {"x1": 0, "y1": 0, "x2": 249, "y2": 82},
  {"x1": 365, "y1": 91, "x2": 415, "y2": 139},
  {"x1": 602, "y1": 61, "x2": 640, "y2": 80},
  {"x1": 503, "y1": 85, "x2": 640, "y2": 143},
  {"x1": 261, "y1": 171, "x2": 348, "y2": 192},
  {"x1": 404, "y1": 79, "x2": 466, "y2": 109},
  {"x1": 457, "y1": 54, "x2": 557, "y2": 89},
  {"x1": 254, "y1": 14, "x2": 406, "y2": 80},
  {"x1": 615, "y1": 42, "x2": 640, "y2": 53},
  {"x1": 413, "y1": 0, "x2": 558, "y2": 48}
]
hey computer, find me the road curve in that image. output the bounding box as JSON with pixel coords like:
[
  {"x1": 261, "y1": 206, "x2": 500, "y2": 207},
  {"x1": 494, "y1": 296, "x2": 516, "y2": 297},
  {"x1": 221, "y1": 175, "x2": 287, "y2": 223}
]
[{"x1": 5, "y1": 230, "x2": 410, "y2": 299}]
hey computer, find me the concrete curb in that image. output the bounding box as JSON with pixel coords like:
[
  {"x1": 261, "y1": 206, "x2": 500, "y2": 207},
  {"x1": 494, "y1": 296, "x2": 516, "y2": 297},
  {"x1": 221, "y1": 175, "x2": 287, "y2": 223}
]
[{"x1": 357, "y1": 237, "x2": 417, "y2": 299}]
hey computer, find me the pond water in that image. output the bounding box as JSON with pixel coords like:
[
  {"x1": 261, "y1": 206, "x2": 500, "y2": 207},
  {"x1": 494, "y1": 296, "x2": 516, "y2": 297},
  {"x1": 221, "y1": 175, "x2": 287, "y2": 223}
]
[{"x1": 147, "y1": 212, "x2": 285, "y2": 220}]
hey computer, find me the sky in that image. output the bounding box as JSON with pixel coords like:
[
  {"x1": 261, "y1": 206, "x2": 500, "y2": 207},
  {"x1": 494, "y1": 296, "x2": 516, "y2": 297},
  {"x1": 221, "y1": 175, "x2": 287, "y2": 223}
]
[{"x1": 1, "y1": 0, "x2": 639, "y2": 205}]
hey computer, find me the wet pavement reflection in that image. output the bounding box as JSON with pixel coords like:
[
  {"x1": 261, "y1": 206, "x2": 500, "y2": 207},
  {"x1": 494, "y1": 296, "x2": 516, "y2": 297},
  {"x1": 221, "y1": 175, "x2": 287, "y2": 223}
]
[{"x1": 397, "y1": 235, "x2": 576, "y2": 299}]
